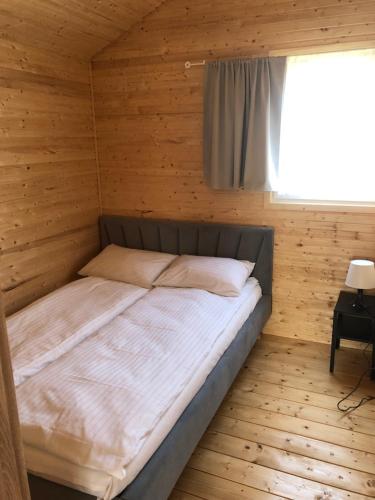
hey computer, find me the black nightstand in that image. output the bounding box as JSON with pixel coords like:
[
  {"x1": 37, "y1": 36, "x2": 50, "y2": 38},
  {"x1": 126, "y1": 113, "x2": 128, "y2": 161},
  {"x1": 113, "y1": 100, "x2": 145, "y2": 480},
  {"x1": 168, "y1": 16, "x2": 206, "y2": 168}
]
[{"x1": 330, "y1": 291, "x2": 375, "y2": 379}]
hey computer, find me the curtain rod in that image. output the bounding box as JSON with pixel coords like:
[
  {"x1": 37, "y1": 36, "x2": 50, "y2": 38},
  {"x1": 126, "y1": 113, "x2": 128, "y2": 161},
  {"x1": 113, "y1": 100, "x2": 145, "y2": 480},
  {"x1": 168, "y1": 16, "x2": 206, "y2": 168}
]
[
  {"x1": 184, "y1": 55, "x2": 279, "y2": 68},
  {"x1": 185, "y1": 60, "x2": 206, "y2": 69},
  {"x1": 184, "y1": 56, "x2": 277, "y2": 68},
  {"x1": 184, "y1": 43, "x2": 375, "y2": 69}
]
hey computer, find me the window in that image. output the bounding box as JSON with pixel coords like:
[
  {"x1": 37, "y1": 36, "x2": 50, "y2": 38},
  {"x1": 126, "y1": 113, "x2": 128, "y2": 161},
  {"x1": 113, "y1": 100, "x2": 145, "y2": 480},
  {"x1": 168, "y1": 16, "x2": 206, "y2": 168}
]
[{"x1": 275, "y1": 49, "x2": 375, "y2": 204}]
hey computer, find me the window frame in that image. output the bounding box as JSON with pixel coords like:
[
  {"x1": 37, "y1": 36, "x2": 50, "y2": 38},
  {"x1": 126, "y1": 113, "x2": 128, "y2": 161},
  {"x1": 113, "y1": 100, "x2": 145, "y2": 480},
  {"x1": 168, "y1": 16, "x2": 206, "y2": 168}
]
[
  {"x1": 273, "y1": 48, "x2": 375, "y2": 209},
  {"x1": 266, "y1": 192, "x2": 375, "y2": 212}
]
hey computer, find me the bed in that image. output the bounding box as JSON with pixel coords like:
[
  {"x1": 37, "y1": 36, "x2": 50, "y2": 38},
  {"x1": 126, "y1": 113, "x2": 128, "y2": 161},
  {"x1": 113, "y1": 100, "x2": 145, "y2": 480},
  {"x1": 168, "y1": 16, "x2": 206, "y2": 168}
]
[{"x1": 21, "y1": 215, "x2": 274, "y2": 500}]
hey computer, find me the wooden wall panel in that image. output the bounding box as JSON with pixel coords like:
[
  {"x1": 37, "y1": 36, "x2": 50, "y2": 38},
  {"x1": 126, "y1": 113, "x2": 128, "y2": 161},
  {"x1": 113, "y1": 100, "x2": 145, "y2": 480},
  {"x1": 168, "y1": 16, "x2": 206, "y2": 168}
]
[
  {"x1": 0, "y1": 0, "x2": 166, "y2": 60},
  {"x1": 92, "y1": 0, "x2": 375, "y2": 344},
  {"x1": 0, "y1": 293, "x2": 30, "y2": 499},
  {"x1": 0, "y1": 40, "x2": 100, "y2": 315}
]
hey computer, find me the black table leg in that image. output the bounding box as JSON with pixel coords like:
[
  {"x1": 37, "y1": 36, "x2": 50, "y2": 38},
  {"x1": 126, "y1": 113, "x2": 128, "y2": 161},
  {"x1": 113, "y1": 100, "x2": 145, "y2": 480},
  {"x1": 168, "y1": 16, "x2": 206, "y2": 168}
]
[
  {"x1": 330, "y1": 312, "x2": 339, "y2": 373},
  {"x1": 371, "y1": 321, "x2": 375, "y2": 380}
]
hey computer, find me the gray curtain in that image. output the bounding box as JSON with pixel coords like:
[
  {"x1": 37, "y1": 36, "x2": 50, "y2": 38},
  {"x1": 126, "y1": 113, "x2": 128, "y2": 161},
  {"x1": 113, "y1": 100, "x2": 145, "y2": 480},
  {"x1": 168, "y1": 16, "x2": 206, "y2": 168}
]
[{"x1": 204, "y1": 57, "x2": 287, "y2": 191}]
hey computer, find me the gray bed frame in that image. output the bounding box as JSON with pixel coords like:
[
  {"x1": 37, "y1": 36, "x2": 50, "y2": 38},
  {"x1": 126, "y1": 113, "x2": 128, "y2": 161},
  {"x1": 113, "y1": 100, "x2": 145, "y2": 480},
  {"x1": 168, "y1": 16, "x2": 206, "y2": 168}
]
[{"x1": 28, "y1": 215, "x2": 274, "y2": 500}]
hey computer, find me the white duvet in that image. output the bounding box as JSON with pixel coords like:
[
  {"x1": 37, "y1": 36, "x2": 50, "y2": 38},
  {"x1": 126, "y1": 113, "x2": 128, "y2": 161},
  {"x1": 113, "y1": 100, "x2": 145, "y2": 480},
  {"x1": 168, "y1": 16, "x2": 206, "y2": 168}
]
[
  {"x1": 8, "y1": 277, "x2": 147, "y2": 386},
  {"x1": 14, "y1": 279, "x2": 261, "y2": 499}
]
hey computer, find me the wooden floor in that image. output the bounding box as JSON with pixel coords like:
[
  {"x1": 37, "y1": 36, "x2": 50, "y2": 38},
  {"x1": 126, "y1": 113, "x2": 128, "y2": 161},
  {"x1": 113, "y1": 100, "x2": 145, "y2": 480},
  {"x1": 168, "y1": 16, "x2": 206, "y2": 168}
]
[{"x1": 169, "y1": 334, "x2": 375, "y2": 500}]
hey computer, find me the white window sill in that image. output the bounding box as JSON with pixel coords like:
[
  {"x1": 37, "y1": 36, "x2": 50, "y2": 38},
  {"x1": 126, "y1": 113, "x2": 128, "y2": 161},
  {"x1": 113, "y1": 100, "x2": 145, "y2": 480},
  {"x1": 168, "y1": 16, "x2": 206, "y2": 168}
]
[{"x1": 265, "y1": 192, "x2": 375, "y2": 213}]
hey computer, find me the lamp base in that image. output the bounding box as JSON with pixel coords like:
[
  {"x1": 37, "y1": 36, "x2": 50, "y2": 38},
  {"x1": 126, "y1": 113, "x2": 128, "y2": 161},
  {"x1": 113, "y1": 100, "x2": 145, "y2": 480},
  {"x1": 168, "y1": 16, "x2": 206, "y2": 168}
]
[{"x1": 352, "y1": 289, "x2": 365, "y2": 311}]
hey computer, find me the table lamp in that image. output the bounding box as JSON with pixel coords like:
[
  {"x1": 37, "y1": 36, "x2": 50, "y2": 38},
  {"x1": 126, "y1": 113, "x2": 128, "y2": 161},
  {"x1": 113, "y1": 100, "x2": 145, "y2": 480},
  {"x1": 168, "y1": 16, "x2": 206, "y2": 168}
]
[{"x1": 345, "y1": 259, "x2": 375, "y2": 311}]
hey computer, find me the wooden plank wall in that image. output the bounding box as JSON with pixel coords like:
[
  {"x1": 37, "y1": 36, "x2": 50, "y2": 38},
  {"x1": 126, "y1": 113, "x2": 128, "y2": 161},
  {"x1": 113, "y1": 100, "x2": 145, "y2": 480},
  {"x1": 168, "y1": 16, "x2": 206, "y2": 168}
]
[
  {"x1": 0, "y1": 39, "x2": 100, "y2": 315},
  {"x1": 92, "y1": 0, "x2": 375, "y2": 344},
  {"x1": 0, "y1": 292, "x2": 30, "y2": 499},
  {"x1": 0, "y1": 0, "x2": 166, "y2": 59}
]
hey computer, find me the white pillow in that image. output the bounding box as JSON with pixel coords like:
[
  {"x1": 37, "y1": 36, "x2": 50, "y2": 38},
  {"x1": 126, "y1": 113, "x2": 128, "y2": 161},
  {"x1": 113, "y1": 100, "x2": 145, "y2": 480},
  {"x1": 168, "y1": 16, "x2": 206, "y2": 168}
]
[
  {"x1": 153, "y1": 254, "x2": 255, "y2": 296},
  {"x1": 78, "y1": 244, "x2": 177, "y2": 288}
]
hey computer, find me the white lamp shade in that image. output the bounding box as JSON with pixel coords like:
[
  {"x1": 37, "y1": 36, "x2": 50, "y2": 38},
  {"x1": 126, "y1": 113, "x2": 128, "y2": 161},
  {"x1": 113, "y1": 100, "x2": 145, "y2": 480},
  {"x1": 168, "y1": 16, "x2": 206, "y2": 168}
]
[{"x1": 345, "y1": 259, "x2": 375, "y2": 290}]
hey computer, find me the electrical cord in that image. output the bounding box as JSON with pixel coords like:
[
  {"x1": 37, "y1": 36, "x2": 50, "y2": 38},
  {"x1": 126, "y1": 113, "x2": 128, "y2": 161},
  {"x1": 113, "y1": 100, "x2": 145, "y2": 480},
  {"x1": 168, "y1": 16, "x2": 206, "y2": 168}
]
[{"x1": 336, "y1": 337, "x2": 375, "y2": 413}]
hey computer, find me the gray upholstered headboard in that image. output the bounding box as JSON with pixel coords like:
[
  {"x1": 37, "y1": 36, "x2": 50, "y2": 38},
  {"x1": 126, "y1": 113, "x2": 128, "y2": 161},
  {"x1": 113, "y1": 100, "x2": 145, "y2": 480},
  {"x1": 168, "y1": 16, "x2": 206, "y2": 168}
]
[{"x1": 99, "y1": 216, "x2": 274, "y2": 295}]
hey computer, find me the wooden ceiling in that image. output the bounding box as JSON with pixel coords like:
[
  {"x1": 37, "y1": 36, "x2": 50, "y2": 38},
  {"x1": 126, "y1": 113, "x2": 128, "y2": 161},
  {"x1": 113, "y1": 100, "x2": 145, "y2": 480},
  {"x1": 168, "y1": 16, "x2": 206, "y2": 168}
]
[{"x1": 0, "y1": 0, "x2": 166, "y2": 60}]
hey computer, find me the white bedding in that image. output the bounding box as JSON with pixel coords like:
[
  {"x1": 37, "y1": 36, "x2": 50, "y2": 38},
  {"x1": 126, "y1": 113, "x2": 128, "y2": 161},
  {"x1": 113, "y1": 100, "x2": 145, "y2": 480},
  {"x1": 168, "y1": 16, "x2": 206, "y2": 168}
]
[
  {"x1": 16, "y1": 279, "x2": 261, "y2": 499},
  {"x1": 8, "y1": 277, "x2": 147, "y2": 386}
]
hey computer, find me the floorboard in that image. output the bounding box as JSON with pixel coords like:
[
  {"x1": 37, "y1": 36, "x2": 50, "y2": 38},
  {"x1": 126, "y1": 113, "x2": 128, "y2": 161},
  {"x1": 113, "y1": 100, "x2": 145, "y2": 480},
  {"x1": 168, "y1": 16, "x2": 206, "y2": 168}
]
[{"x1": 170, "y1": 334, "x2": 375, "y2": 499}]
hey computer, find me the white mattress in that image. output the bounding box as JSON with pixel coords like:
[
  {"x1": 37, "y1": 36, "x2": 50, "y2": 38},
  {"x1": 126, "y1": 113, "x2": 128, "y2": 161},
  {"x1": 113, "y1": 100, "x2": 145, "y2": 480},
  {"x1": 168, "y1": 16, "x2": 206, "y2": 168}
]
[{"x1": 18, "y1": 279, "x2": 262, "y2": 499}]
